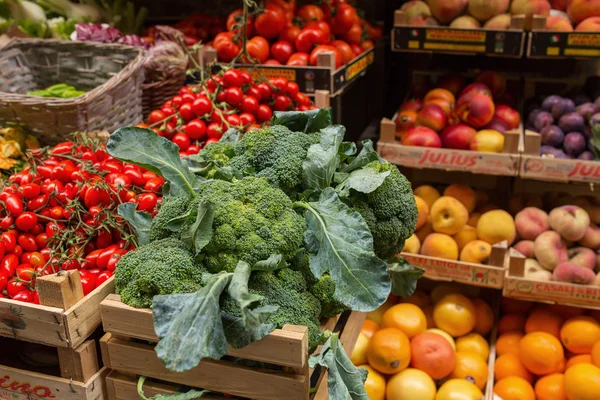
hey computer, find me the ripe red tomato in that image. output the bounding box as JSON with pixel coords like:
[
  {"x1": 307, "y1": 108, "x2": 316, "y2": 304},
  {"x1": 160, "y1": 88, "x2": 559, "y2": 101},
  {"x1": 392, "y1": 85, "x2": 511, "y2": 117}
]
[
  {"x1": 15, "y1": 212, "x2": 37, "y2": 231},
  {"x1": 266, "y1": 0, "x2": 296, "y2": 12},
  {"x1": 0, "y1": 254, "x2": 17, "y2": 277},
  {"x1": 1, "y1": 232, "x2": 16, "y2": 253},
  {"x1": 265, "y1": 59, "x2": 281, "y2": 65},
  {"x1": 6, "y1": 278, "x2": 26, "y2": 298},
  {"x1": 241, "y1": 96, "x2": 259, "y2": 114},
  {"x1": 256, "y1": 105, "x2": 273, "y2": 122},
  {"x1": 12, "y1": 289, "x2": 34, "y2": 302},
  {"x1": 225, "y1": 87, "x2": 244, "y2": 108},
  {"x1": 207, "y1": 123, "x2": 224, "y2": 140},
  {"x1": 0, "y1": 216, "x2": 13, "y2": 230},
  {"x1": 331, "y1": 40, "x2": 355, "y2": 64},
  {"x1": 78, "y1": 270, "x2": 96, "y2": 296},
  {"x1": 18, "y1": 234, "x2": 37, "y2": 252},
  {"x1": 246, "y1": 36, "x2": 270, "y2": 63},
  {"x1": 254, "y1": 5, "x2": 286, "y2": 39},
  {"x1": 179, "y1": 103, "x2": 195, "y2": 121},
  {"x1": 286, "y1": 82, "x2": 300, "y2": 98},
  {"x1": 279, "y1": 26, "x2": 301, "y2": 44},
  {"x1": 144, "y1": 177, "x2": 164, "y2": 193},
  {"x1": 148, "y1": 110, "x2": 166, "y2": 125},
  {"x1": 297, "y1": 4, "x2": 324, "y2": 22},
  {"x1": 271, "y1": 77, "x2": 288, "y2": 92},
  {"x1": 305, "y1": 21, "x2": 331, "y2": 39},
  {"x1": 0, "y1": 274, "x2": 6, "y2": 292},
  {"x1": 330, "y1": 3, "x2": 359, "y2": 35},
  {"x1": 310, "y1": 45, "x2": 343, "y2": 68},
  {"x1": 246, "y1": 86, "x2": 262, "y2": 101},
  {"x1": 192, "y1": 96, "x2": 213, "y2": 117},
  {"x1": 239, "y1": 112, "x2": 256, "y2": 126},
  {"x1": 295, "y1": 27, "x2": 329, "y2": 53},
  {"x1": 16, "y1": 264, "x2": 34, "y2": 282},
  {"x1": 226, "y1": 114, "x2": 241, "y2": 127},
  {"x1": 20, "y1": 183, "x2": 41, "y2": 200},
  {"x1": 362, "y1": 39, "x2": 374, "y2": 51},
  {"x1": 97, "y1": 271, "x2": 113, "y2": 287},
  {"x1": 295, "y1": 92, "x2": 311, "y2": 106},
  {"x1": 213, "y1": 32, "x2": 241, "y2": 62},
  {"x1": 350, "y1": 43, "x2": 363, "y2": 56},
  {"x1": 185, "y1": 120, "x2": 207, "y2": 140},
  {"x1": 287, "y1": 52, "x2": 310, "y2": 66},
  {"x1": 257, "y1": 83, "x2": 272, "y2": 99},
  {"x1": 246, "y1": 124, "x2": 262, "y2": 132},
  {"x1": 344, "y1": 22, "x2": 363, "y2": 44},
  {"x1": 223, "y1": 69, "x2": 244, "y2": 88},
  {"x1": 271, "y1": 41, "x2": 294, "y2": 64},
  {"x1": 273, "y1": 95, "x2": 293, "y2": 111},
  {"x1": 172, "y1": 133, "x2": 191, "y2": 151},
  {"x1": 4, "y1": 194, "x2": 23, "y2": 217},
  {"x1": 226, "y1": 9, "x2": 255, "y2": 37}
]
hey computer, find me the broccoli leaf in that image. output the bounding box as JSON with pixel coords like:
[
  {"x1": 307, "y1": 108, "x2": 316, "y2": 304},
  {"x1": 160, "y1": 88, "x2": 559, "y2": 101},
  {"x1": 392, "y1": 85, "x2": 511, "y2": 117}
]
[
  {"x1": 229, "y1": 261, "x2": 278, "y2": 328},
  {"x1": 137, "y1": 376, "x2": 209, "y2": 400},
  {"x1": 166, "y1": 208, "x2": 194, "y2": 232},
  {"x1": 117, "y1": 203, "x2": 152, "y2": 246},
  {"x1": 342, "y1": 140, "x2": 384, "y2": 173},
  {"x1": 153, "y1": 272, "x2": 232, "y2": 372},
  {"x1": 309, "y1": 333, "x2": 369, "y2": 400},
  {"x1": 272, "y1": 109, "x2": 332, "y2": 133},
  {"x1": 336, "y1": 167, "x2": 390, "y2": 197},
  {"x1": 221, "y1": 313, "x2": 276, "y2": 349},
  {"x1": 219, "y1": 128, "x2": 241, "y2": 144},
  {"x1": 181, "y1": 202, "x2": 214, "y2": 256},
  {"x1": 294, "y1": 188, "x2": 390, "y2": 312},
  {"x1": 252, "y1": 254, "x2": 285, "y2": 271},
  {"x1": 302, "y1": 126, "x2": 345, "y2": 191},
  {"x1": 108, "y1": 127, "x2": 198, "y2": 199},
  {"x1": 338, "y1": 141, "x2": 357, "y2": 163},
  {"x1": 388, "y1": 257, "x2": 424, "y2": 297}
]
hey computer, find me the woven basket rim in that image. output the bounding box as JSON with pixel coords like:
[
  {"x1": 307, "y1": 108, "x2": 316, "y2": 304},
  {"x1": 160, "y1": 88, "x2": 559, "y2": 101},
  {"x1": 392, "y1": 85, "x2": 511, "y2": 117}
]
[{"x1": 0, "y1": 38, "x2": 146, "y2": 106}]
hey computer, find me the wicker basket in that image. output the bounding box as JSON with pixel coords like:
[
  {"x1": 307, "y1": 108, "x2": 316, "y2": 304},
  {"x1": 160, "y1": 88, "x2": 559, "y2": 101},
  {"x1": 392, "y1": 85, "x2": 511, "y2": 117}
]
[
  {"x1": 0, "y1": 38, "x2": 145, "y2": 144},
  {"x1": 142, "y1": 74, "x2": 186, "y2": 117}
]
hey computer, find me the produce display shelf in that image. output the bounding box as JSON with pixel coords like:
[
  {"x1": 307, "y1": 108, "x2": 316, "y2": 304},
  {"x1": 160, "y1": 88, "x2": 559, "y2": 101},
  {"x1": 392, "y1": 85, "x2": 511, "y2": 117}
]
[
  {"x1": 528, "y1": 15, "x2": 600, "y2": 58},
  {"x1": 400, "y1": 242, "x2": 508, "y2": 290},
  {"x1": 99, "y1": 294, "x2": 366, "y2": 400},
  {"x1": 378, "y1": 118, "x2": 521, "y2": 177},
  {"x1": 201, "y1": 46, "x2": 375, "y2": 97},
  {"x1": 391, "y1": 11, "x2": 526, "y2": 58},
  {"x1": 504, "y1": 249, "x2": 600, "y2": 310}
]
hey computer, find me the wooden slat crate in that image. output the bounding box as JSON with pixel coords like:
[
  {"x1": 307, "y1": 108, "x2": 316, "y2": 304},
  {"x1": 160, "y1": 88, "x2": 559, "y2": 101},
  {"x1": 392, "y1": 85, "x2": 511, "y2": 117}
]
[
  {"x1": 100, "y1": 294, "x2": 366, "y2": 400},
  {"x1": 0, "y1": 270, "x2": 112, "y2": 400}
]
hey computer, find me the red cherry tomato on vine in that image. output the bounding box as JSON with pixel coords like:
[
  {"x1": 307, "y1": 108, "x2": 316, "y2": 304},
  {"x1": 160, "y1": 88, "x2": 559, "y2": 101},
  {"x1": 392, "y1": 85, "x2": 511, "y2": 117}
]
[
  {"x1": 12, "y1": 289, "x2": 34, "y2": 302},
  {"x1": 240, "y1": 113, "x2": 256, "y2": 126},
  {"x1": 21, "y1": 183, "x2": 40, "y2": 200},
  {"x1": 256, "y1": 105, "x2": 273, "y2": 123},
  {"x1": 4, "y1": 194, "x2": 23, "y2": 217},
  {"x1": 270, "y1": 41, "x2": 294, "y2": 64},
  {"x1": 287, "y1": 52, "x2": 310, "y2": 66},
  {"x1": 296, "y1": 4, "x2": 324, "y2": 22},
  {"x1": 279, "y1": 26, "x2": 301, "y2": 43},
  {"x1": 144, "y1": 177, "x2": 164, "y2": 193},
  {"x1": 97, "y1": 270, "x2": 113, "y2": 287},
  {"x1": 273, "y1": 95, "x2": 293, "y2": 111},
  {"x1": 0, "y1": 254, "x2": 17, "y2": 277},
  {"x1": 138, "y1": 193, "x2": 159, "y2": 213},
  {"x1": 295, "y1": 27, "x2": 328, "y2": 53},
  {"x1": 286, "y1": 82, "x2": 300, "y2": 98},
  {"x1": 15, "y1": 212, "x2": 37, "y2": 232},
  {"x1": 1, "y1": 232, "x2": 16, "y2": 253},
  {"x1": 241, "y1": 96, "x2": 259, "y2": 114},
  {"x1": 148, "y1": 110, "x2": 166, "y2": 125},
  {"x1": 225, "y1": 87, "x2": 244, "y2": 108},
  {"x1": 207, "y1": 123, "x2": 224, "y2": 140},
  {"x1": 185, "y1": 120, "x2": 207, "y2": 141},
  {"x1": 179, "y1": 103, "x2": 195, "y2": 121},
  {"x1": 6, "y1": 279, "x2": 27, "y2": 298},
  {"x1": 172, "y1": 133, "x2": 191, "y2": 151}
]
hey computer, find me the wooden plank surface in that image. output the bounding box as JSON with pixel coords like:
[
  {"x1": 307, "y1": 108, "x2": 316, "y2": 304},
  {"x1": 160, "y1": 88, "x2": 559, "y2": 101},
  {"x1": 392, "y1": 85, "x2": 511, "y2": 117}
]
[
  {"x1": 37, "y1": 271, "x2": 84, "y2": 310},
  {"x1": 57, "y1": 340, "x2": 99, "y2": 383},
  {"x1": 104, "y1": 336, "x2": 307, "y2": 400}
]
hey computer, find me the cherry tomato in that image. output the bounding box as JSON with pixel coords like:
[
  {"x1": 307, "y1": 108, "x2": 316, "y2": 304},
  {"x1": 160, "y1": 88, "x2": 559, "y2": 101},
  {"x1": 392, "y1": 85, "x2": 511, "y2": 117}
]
[
  {"x1": 279, "y1": 26, "x2": 301, "y2": 43},
  {"x1": 271, "y1": 41, "x2": 294, "y2": 64},
  {"x1": 295, "y1": 27, "x2": 329, "y2": 53},
  {"x1": 246, "y1": 36, "x2": 270, "y2": 63},
  {"x1": 15, "y1": 212, "x2": 37, "y2": 231},
  {"x1": 51, "y1": 142, "x2": 74, "y2": 155},
  {"x1": 297, "y1": 4, "x2": 324, "y2": 21},
  {"x1": 21, "y1": 183, "x2": 41, "y2": 200},
  {"x1": 254, "y1": 4, "x2": 286, "y2": 39},
  {"x1": 4, "y1": 194, "x2": 23, "y2": 216},
  {"x1": 223, "y1": 69, "x2": 244, "y2": 88},
  {"x1": 35, "y1": 233, "x2": 47, "y2": 248},
  {"x1": 225, "y1": 87, "x2": 244, "y2": 108},
  {"x1": 172, "y1": 133, "x2": 191, "y2": 151},
  {"x1": 144, "y1": 177, "x2": 164, "y2": 193},
  {"x1": 16, "y1": 264, "x2": 34, "y2": 282},
  {"x1": 78, "y1": 271, "x2": 97, "y2": 296},
  {"x1": 207, "y1": 123, "x2": 224, "y2": 140},
  {"x1": 185, "y1": 120, "x2": 207, "y2": 140},
  {"x1": 18, "y1": 234, "x2": 37, "y2": 252},
  {"x1": 256, "y1": 105, "x2": 273, "y2": 123},
  {"x1": 27, "y1": 194, "x2": 48, "y2": 211},
  {"x1": 213, "y1": 32, "x2": 241, "y2": 63},
  {"x1": 240, "y1": 112, "x2": 256, "y2": 126},
  {"x1": 0, "y1": 242, "x2": 5, "y2": 261},
  {"x1": 12, "y1": 289, "x2": 34, "y2": 302},
  {"x1": 12, "y1": 245, "x2": 22, "y2": 258},
  {"x1": 179, "y1": 103, "x2": 195, "y2": 121},
  {"x1": 28, "y1": 252, "x2": 44, "y2": 267},
  {"x1": 0, "y1": 274, "x2": 6, "y2": 292},
  {"x1": 97, "y1": 245, "x2": 120, "y2": 269},
  {"x1": 286, "y1": 82, "x2": 300, "y2": 98},
  {"x1": 241, "y1": 96, "x2": 259, "y2": 114},
  {"x1": 0, "y1": 216, "x2": 13, "y2": 230},
  {"x1": 226, "y1": 114, "x2": 242, "y2": 127},
  {"x1": 6, "y1": 278, "x2": 26, "y2": 298},
  {"x1": 96, "y1": 271, "x2": 113, "y2": 287},
  {"x1": 257, "y1": 82, "x2": 272, "y2": 100},
  {"x1": 148, "y1": 110, "x2": 166, "y2": 124},
  {"x1": 106, "y1": 250, "x2": 124, "y2": 272},
  {"x1": 273, "y1": 95, "x2": 292, "y2": 111},
  {"x1": 287, "y1": 52, "x2": 310, "y2": 66},
  {"x1": 1, "y1": 232, "x2": 16, "y2": 253},
  {"x1": 1, "y1": 254, "x2": 18, "y2": 277}
]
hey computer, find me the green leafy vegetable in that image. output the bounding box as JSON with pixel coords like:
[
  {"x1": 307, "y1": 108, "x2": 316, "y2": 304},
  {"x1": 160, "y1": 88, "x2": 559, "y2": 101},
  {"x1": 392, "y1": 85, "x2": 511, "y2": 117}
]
[
  {"x1": 180, "y1": 201, "x2": 214, "y2": 256},
  {"x1": 388, "y1": 257, "x2": 425, "y2": 297},
  {"x1": 272, "y1": 109, "x2": 332, "y2": 133},
  {"x1": 117, "y1": 203, "x2": 152, "y2": 246},
  {"x1": 336, "y1": 167, "x2": 390, "y2": 197},
  {"x1": 302, "y1": 126, "x2": 345, "y2": 191},
  {"x1": 137, "y1": 376, "x2": 209, "y2": 400},
  {"x1": 342, "y1": 140, "x2": 384, "y2": 173}
]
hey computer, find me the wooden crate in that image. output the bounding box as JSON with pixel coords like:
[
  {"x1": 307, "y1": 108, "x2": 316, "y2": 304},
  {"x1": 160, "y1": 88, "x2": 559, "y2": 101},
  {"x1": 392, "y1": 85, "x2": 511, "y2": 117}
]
[
  {"x1": 528, "y1": 15, "x2": 600, "y2": 58},
  {"x1": 100, "y1": 294, "x2": 366, "y2": 400}
]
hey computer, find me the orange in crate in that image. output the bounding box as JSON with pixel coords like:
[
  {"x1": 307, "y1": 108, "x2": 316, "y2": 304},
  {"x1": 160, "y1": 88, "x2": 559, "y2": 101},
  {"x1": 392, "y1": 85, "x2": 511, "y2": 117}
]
[
  {"x1": 496, "y1": 331, "x2": 524, "y2": 357},
  {"x1": 498, "y1": 313, "x2": 526, "y2": 334},
  {"x1": 525, "y1": 308, "x2": 564, "y2": 338},
  {"x1": 494, "y1": 353, "x2": 534, "y2": 383},
  {"x1": 367, "y1": 328, "x2": 411, "y2": 375},
  {"x1": 494, "y1": 376, "x2": 535, "y2": 400},
  {"x1": 534, "y1": 373, "x2": 565, "y2": 400},
  {"x1": 519, "y1": 332, "x2": 565, "y2": 375}
]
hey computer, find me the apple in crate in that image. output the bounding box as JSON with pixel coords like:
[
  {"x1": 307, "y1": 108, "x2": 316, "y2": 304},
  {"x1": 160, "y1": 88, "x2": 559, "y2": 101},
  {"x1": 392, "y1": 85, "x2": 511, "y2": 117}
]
[
  {"x1": 456, "y1": 93, "x2": 495, "y2": 128},
  {"x1": 416, "y1": 104, "x2": 447, "y2": 131},
  {"x1": 459, "y1": 82, "x2": 492, "y2": 99},
  {"x1": 402, "y1": 126, "x2": 442, "y2": 148},
  {"x1": 494, "y1": 105, "x2": 521, "y2": 130},
  {"x1": 440, "y1": 124, "x2": 476, "y2": 150}
]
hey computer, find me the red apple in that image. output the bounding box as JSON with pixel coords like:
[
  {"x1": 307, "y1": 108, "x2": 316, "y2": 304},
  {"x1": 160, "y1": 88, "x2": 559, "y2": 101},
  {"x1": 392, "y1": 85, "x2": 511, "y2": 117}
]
[
  {"x1": 399, "y1": 99, "x2": 423, "y2": 113},
  {"x1": 475, "y1": 71, "x2": 506, "y2": 99},
  {"x1": 416, "y1": 104, "x2": 447, "y2": 132},
  {"x1": 459, "y1": 83, "x2": 492, "y2": 99},
  {"x1": 440, "y1": 124, "x2": 477, "y2": 150},
  {"x1": 455, "y1": 93, "x2": 496, "y2": 128},
  {"x1": 402, "y1": 126, "x2": 442, "y2": 148},
  {"x1": 494, "y1": 105, "x2": 520, "y2": 130}
]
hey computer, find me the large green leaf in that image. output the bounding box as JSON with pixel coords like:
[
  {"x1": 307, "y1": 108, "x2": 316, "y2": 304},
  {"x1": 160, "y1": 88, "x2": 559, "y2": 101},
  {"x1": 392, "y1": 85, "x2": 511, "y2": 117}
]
[
  {"x1": 388, "y1": 257, "x2": 424, "y2": 297},
  {"x1": 137, "y1": 376, "x2": 209, "y2": 400},
  {"x1": 221, "y1": 313, "x2": 276, "y2": 350},
  {"x1": 107, "y1": 127, "x2": 198, "y2": 198},
  {"x1": 309, "y1": 333, "x2": 369, "y2": 400},
  {"x1": 153, "y1": 272, "x2": 232, "y2": 372},
  {"x1": 302, "y1": 126, "x2": 345, "y2": 191},
  {"x1": 294, "y1": 188, "x2": 391, "y2": 312},
  {"x1": 272, "y1": 109, "x2": 332, "y2": 133},
  {"x1": 342, "y1": 140, "x2": 384, "y2": 173},
  {"x1": 180, "y1": 202, "x2": 214, "y2": 256},
  {"x1": 117, "y1": 203, "x2": 152, "y2": 246},
  {"x1": 336, "y1": 167, "x2": 390, "y2": 197}
]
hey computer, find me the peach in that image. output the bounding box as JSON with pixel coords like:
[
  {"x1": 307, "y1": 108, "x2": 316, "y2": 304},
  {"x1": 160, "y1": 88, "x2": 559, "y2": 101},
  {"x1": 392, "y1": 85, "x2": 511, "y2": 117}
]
[
  {"x1": 402, "y1": 126, "x2": 443, "y2": 148},
  {"x1": 470, "y1": 129, "x2": 505, "y2": 153},
  {"x1": 428, "y1": 0, "x2": 468, "y2": 24},
  {"x1": 460, "y1": 240, "x2": 492, "y2": 264},
  {"x1": 568, "y1": 0, "x2": 600, "y2": 25},
  {"x1": 525, "y1": 258, "x2": 553, "y2": 281},
  {"x1": 424, "y1": 98, "x2": 454, "y2": 116},
  {"x1": 444, "y1": 184, "x2": 476, "y2": 213},
  {"x1": 576, "y1": 16, "x2": 600, "y2": 31},
  {"x1": 534, "y1": 231, "x2": 569, "y2": 271},
  {"x1": 424, "y1": 88, "x2": 456, "y2": 105},
  {"x1": 515, "y1": 207, "x2": 550, "y2": 240},
  {"x1": 549, "y1": 206, "x2": 591, "y2": 241},
  {"x1": 416, "y1": 223, "x2": 434, "y2": 243},
  {"x1": 395, "y1": 110, "x2": 417, "y2": 133},
  {"x1": 415, "y1": 195, "x2": 430, "y2": 231},
  {"x1": 399, "y1": 99, "x2": 423, "y2": 113},
  {"x1": 414, "y1": 185, "x2": 441, "y2": 210},
  {"x1": 546, "y1": 15, "x2": 574, "y2": 32},
  {"x1": 456, "y1": 93, "x2": 495, "y2": 128},
  {"x1": 450, "y1": 15, "x2": 481, "y2": 28},
  {"x1": 430, "y1": 196, "x2": 469, "y2": 235},
  {"x1": 477, "y1": 210, "x2": 516, "y2": 245},
  {"x1": 475, "y1": 71, "x2": 507, "y2": 99},
  {"x1": 403, "y1": 234, "x2": 421, "y2": 254},
  {"x1": 459, "y1": 83, "x2": 492, "y2": 99},
  {"x1": 401, "y1": 0, "x2": 432, "y2": 21},
  {"x1": 568, "y1": 247, "x2": 596, "y2": 270},
  {"x1": 483, "y1": 13, "x2": 512, "y2": 29},
  {"x1": 553, "y1": 262, "x2": 596, "y2": 284},
  {"x1": 510, "y1": 0, "x2": 551, "y2": 30},
  {"x1": 580, "y1": 223, "x2": 600, "y2": 250},
  {"x1": 513, "y1": 240, "x2": 535, "y2": 258},
  {"x1": 440, "y1": 124, "x2": 477, "y2": 150},
  {"x1": 467, "y1": 212, "x2": 482, "y2": 227},
  {"x1": 416, "y1": 104, "x2": 448, "y2": 132},
  {"x1": 494, "y1": 105, "x2": 521, "y2": 130},
  {"x1": 454, "y1": 225, "x2": 478, "y2": 251},
  {"x1": 437, "y1": 73, "x2": 466, "y2": 96},
  {"x1": 468, "y1": 0, "x2": 509, "y2": 22},
  {"x1": 421, "y1": 233, "x2": 459, "y2": 260}
]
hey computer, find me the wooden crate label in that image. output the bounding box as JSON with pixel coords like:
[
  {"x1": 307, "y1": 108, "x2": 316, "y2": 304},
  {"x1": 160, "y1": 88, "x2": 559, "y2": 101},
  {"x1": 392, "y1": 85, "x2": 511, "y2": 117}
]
[
  {"x1": 504, "y1": 278, "x2": 600, "y2": 307},
  {"x1": 529, "y1": 31, "x2": 600, "y2": 58},
  {"x1": 0, "y1": 374, "x2": 59, "y2": 399},
  {"x1": 521, "y1": 156, "x2": 600, "y2": 183},
  {"x1": 0, "y1": 305, "x2": 27, "y2": 336},
  {"x1": 378, "y1": 143, "x2": 518, "y2": 176},
  {"x1": 402, "y1": 254, "x2": 504, "y2": 288},
  {"x1": 333, "y1": 49, "x2": 375, "y2": 93}
]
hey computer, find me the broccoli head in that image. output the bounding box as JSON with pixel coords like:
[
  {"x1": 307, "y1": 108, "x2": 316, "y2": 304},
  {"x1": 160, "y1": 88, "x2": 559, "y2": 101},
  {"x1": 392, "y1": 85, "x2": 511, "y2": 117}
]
[
  {"x1": 194, "y1": 141, "x2": 236, "y2": 178},
  {"x1": 149, "y1": 195, "x2": 191, "y2": 242},
  {"x1": 310, "y1": 274, "x2": 348, "y2": 319},
  {"x1": 115, "y1": 238, "x2": 207, "y2": 308},
  {"x1": 227, "y1": 125, "x2": 320, "y2": 194},
  {"x1": 193, "y1": 177, "x2": 306, "y2": 273},
  {"x1": 350, "y1": 161, "x2": 418, "y2": 260}
]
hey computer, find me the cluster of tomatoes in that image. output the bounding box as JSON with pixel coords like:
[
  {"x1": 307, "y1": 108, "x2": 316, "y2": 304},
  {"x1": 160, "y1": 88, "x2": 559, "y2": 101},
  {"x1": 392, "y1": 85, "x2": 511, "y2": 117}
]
[
  {"x1": 144, "y1": 14, "x2": 226, "y2": 46},
  {"x1": 213, "y1": 0, "x2": 382, "y2": 68},
  {"x1": 0, "y1": 140, "x2": 164, "y2": 303},
  {"x1": 141, "y1": 68, "x2": 316, "y2": 156}
]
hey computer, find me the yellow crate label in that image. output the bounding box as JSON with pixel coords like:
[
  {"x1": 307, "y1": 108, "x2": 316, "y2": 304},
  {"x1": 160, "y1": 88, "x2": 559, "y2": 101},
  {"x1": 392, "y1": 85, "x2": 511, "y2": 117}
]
[
  {"x1": 567, "y1": 33, "x2": 600, "y2": 46},
  {"x1": 240, "y1": 67, "x2": 297, "y2": 82},
  {"x1": 546, "y1": 47, "x2": 560, "y2": 56},
  {"x1": 423, "y1": 42, "x2": 486, "y2": 52},
  {"x1": 565, "y1": 48, "x2": 600, "y2": 56},
  {"x1": 425, "y1": 29, "x2": 486, "y2": 42},
  {"x1": 408, "y1": 40, "x2": 420, "y2": 49},
  {"x1": 346, "y1": 56, "x2": 368, "y2": 81}
]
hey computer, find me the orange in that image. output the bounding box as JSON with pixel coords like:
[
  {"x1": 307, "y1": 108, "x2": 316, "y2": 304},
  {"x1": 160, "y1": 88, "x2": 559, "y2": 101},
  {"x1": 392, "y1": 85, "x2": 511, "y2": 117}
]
[
  {"x1": 496, "y1": 331, "x2": 524, "y2": 357},
  {"x1": 519, "y1": 332, "x2": 565, "y2": 375},
  {"x1": 386, "y1": 368, "x2": 436, "y2": 400},
  {"x1": 494, "y1": 353, "x2": 534, "y2": 383},
  {"x1": 548, "y1": 304, "x2": 586, "y2": 320},
  {"x1": 401, "y1": 290, "x2": 431, "y2": 309},
  {"x1": 566, "y1": 354, "x2": 592, "y2": 370},
  {"x1": 367, "y1": 328, "x2": 411, "y2": 375},
  {"x1": 592, "y1": 341, "x2": 600, "y2": 367},
  {"x1": 535, "y1": 373, "x2": 566, "y2": 400},
  {"x1": 410, "y1": 332, "x2": 455, "y2": 380},
  {"x1": 472, "y1": 298, "x2": 494, "y2": 335},
  {"x1": 435, "y1": 379, "x2": 482, "y2": 400},
  {"x1": 494, "y1": 376, "x2": 535, "y2": 400},
  {"x1": 423, "y1": 305, "x2": 435, "y2": 329},
  {"x1": 498, "y1": 313, "x2": 526, "y2": 334},
  {"x1": 560, "y1": 316, "x2": 600, "y2": 354},
  {"x1": 381, "y1": 303, "x2": 427, "y2": 339},
  {"x1": 564, "y1": 363, "x2": 600, "y2": 400},
  {"x1": 358, "y1": 365, "x2": 385, "y2": 400},
  {"x1": 449, "y1": 351, "x2": 488, "y2": 390},
  {"x1": 525, "y1": 308, "x2": 564, "y2": 338},
  {"x1": 501, "y1": 297, "x2": 534, "y2": 315},
  {"x1": 455, "y1": 333, "x2": 490, "y2": 360},
  {"x1": 360, "y1": 320, "x2": 379, "y2": 339},
  {"x1": 366, "y1": 295, "x2": 398, "y2": 325},
  {"x1": 433, "y1": 294, "x2": 476, "y2": 337}
]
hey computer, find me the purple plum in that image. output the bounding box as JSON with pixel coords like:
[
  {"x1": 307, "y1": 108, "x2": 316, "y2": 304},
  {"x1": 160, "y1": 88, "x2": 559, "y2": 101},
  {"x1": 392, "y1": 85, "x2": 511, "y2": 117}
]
[
  {"x1": 542, "y1": 95, "x2": 563, "y2": 112},
  {"x1": 591, "y1": 112, "x2": 600, "y2": 126},
  {"x1": 484, "y1": 118, "x2": 509, "y2": 134},
  {"x1": 563, "y1": 131, "x2": 587, "y2": 157},
  {"x1": 558, "y1": 112, "x2": 585, "y2": 133},
  {"x1": 534, "y1": 111, "x2": 555, "y2": 132},
  {"x1": 527, "y1": 109, "x2": 542, "y2": 130},
  {"x1": 552, "y1": 98, "x2": 576, "y2": 119},
  {"x1": 576, "y1": 102, "x2": 598, "y2": 121},
  {"x1": 541, "y1": 125, "x2": 565, "y2": 146},
  {"x1": 540, "y1": 146, "x2": 569, "y2": 159},
  {"x1": 573, "y1": 94, "x2": 592, "y2": 105},
  {"x1": 578, "y1": 151, "x2": 596, "y2": 160}
]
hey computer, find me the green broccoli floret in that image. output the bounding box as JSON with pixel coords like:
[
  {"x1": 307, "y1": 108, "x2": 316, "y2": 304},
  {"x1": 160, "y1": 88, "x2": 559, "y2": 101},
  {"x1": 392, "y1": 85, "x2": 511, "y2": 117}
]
[
  {"x1": 192, "y1": 177, "x2": 306, "y2": 273},
  {"x1": 227, "y1": 125, "x2": 320, "y2": 194},
  {"x1": 194, "y1": 141, "x2": 236, "y2": 178},
  {"x1": 289, "y1": 248, "x2": 318, "y2": 287},
  {"x1": 115, "y1": 238, "x2": 207, "y2": 308},
  {"x1": 310, "y1": 274, "x2": 348, "y2": 319},
  {"x1": 149, "y1": 196, "x2": 191, "y2": 241},
  {"x1": 350, "y1": 161, "x2": 418, "y2": 260}
]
